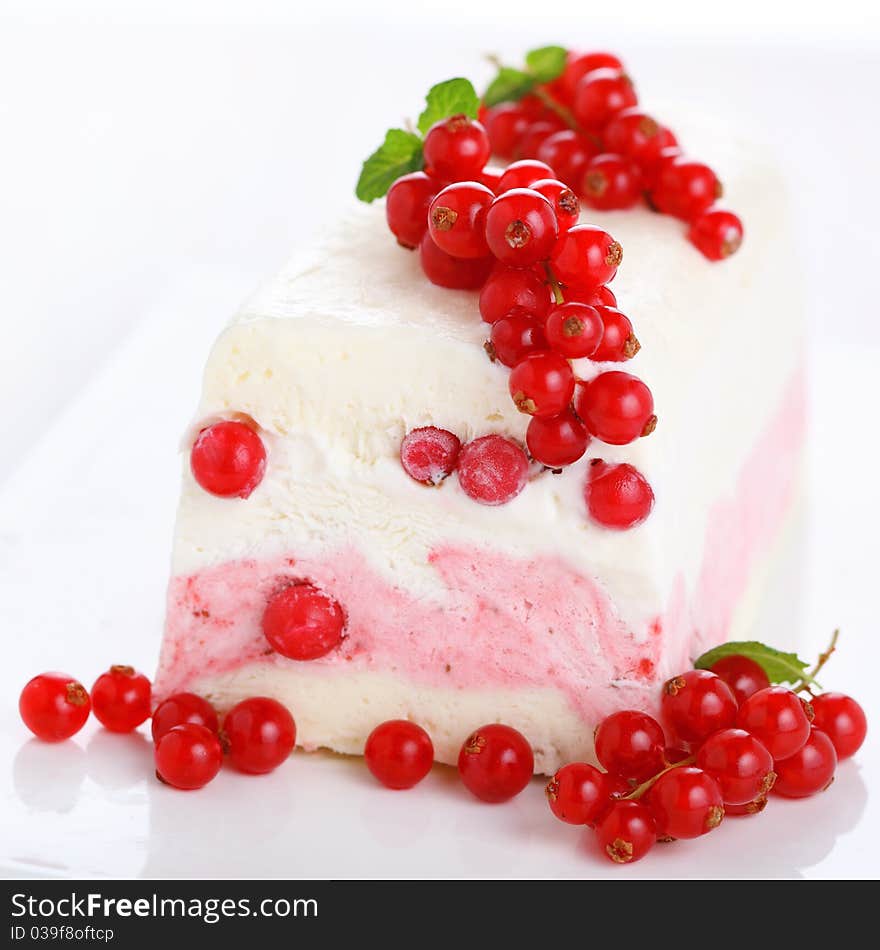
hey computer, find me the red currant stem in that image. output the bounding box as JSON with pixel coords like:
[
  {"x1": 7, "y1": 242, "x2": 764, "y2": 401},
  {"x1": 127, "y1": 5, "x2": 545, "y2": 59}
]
[
  {"x1": 485, "y1": 54, "x2": 584, "y2": 134},
  {"x1": 793, "y1": 628, "x2": 838, "y2": 694},
  {"x1": 543, "y1": 262, "x2": 565, "y2": 305},
  {"x1": 623, "y1": 754, "x2": 697, "y2": 801}
]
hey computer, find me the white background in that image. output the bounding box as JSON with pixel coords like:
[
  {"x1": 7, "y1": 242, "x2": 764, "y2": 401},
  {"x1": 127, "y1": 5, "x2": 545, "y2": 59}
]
[{"x1": 0, "y1": 1, "x2": 878, "y2": 879}]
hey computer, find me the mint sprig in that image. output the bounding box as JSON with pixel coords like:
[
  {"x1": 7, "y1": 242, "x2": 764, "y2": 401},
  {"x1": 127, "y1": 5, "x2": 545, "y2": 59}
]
[
  {"x1": 417, "y1": 77, "x2": 479, "y2": 134},
  {"x1": 694, "y1": 641, "x2": 818, "y2": 687},
  {"x1": 484, "y1": 45, "x2": 567, "y2": 107},
  {"x1": 524, "y1": 45, "x2": 567, "y2": 83}
]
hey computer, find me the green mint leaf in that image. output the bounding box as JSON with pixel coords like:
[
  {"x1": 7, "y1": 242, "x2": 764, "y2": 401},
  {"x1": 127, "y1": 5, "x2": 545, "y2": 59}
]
[
  {"x1": 483, "y1": 66, "x2": 535, "y2": 107},
  {"x1": 417, "y1": 78, "x2": 480, "y2": 135},
  {"x1": 355, "y1": 129, "x2": 424, "y2": 203},
  {"x1": 694, "y1": 641, "x2": 817, "y2": 686},
  {"x1": 525, "y1": 45, "x2": 567, "y2": 82}
]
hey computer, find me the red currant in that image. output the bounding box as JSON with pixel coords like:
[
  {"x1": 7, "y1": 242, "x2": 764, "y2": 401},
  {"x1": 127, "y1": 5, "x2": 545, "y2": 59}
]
[
  {"x1": 736, "y1": 686, "x2": 812, "y2": 760},
  {"x1": 529, "y1": 178, "x2": 580, "y2": 231},
  {"x1": 709, "y1": 655, "x2": 770, "y2": 705},
  {"x1": 594, "y1": 710, "x2": 666, "y2": 782},
  {"x1": 222, "y1": 697, "x2": 296, "y2": 775},
  {"x1": 526, "y1": 409, "x2": 589, "y2": 468},
  {"x1": 662, "y1": 670, "x2": 737, "y2": 744},
  {"x1": 773, "y1": 727, "x2": 837, "y2": 798},
  {"x1": 191, "y1": 420, "x2": 266, "y2": 499},
  {"x1": 515, "y1": 118, "x2": 567, "y2": 159},
  {"x1": 422, "y1": 114, "x2": 490, "y2": 180},
  {"x1": 508, "y1": 350, "x2": 575, "y2": 418},
  {"x1": 571, "y1": 285, "x2": 617, "y2": 308},
  {"x1": 418, "y1": 232, "x2": 492, "y2": 289},
  {"x1": 428, "y1": 182, "x2": 493, "y2": 259},
  {"x1": 696, "y1": 728, "x2": 776, "y2": 805},
  {"x1": 596, "y1": 800, "x2": 656, "y2": 864},
  {"x1": 575, "y1": 371, "x2": 655, "y2": 444},
  {"x1": 487, "y1": 309, "x2": 547, "y2": 367},
  {"x1": 561, "y1": 51, "x2": 624, "y2": 101},
  {"x1": 688, "y1": 208, "x2": 744, "y2": 260},
  {"x1": 90, "y1": 665, "x2": 151, "y2": 733},
  {"x1": 479, "y1": 167, "x2": 503, "y2": 193},
  {"x1": 545, "y1": 762, "x2": 610, "y2": 825},
  {"x1": 155, "y1": 723, "x2": 222, "y2": 790},
  {"x1": 602, "y1": 109, "x2": 678, "y2": 169},
  {"x1": 400, "y1": 426, "x2": 461, "y2": 485},
  {"x1": 385, "y1": 171, "x2": 438, "y2": 249},
  {"x1": 591, "y1": 306, "x2": 639, "y2": 362},
  {"x1": 725, "y1": 795, "x2": 768, "y2": 817},
  {"x1": 573, "y1": 69, "x2": 637, "y2": 132},
  {"x1": 551, "y1": 225, "x2": 622, "y2": 291},
  {"x1": 364, "y1": 719, "x2": 434, "y2": 789},
  {"x1": 641, "y1": 145, "x2": 683, "y2": 190},
  {"x1": 537, "y1": 131, "x2": 598, "y2": 189},
  {"x1": 457, "y1": 723, "x2": 534, "y2": 803},
  {"x1": 261, "y1": 582, "x2": 346, "y2": 660},
  {"x1": 478, "y1": 265, "x2": 551, "y2": 325},
  {"x1": 19, "y1": 673, "x2": 91, "y2": 742},
  {"x1": 484, "y1": 104, "x2": 532, "y2": 159},
  {"x1": 544, "y1": 302, "x2": 604, "y2": 359},
  {"x1": 810, "y1": 692, "x2": 867, "y2": 760},
  {"x1": 581, "y1": 154, "x2": 643, "y2": 211},
  {"x1": 151, "y1": 692, "x2": 219, "y2": 743},
  {"x1": 496, "y1": 159, "x2": 555, "y2": 193},
  {"x1": 584, "y1": 459, "x2": 654, "y2": 529},
  {"x1": 648, "y1": 766, "x2": 724, "y2": 839},
  {"x1": 650, "y1": 157, "x2": 722, "y2": 221},
  {"x1": 485, "y1": 188, "x2": 559, "y2": 266},
  {"x1": 456, "y1": 435, "x2": 529, "y2": 506}
]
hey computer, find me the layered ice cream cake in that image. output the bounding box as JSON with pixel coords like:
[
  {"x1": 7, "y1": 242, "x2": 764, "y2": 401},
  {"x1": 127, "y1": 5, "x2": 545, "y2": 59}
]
[{"x1": 155, "y1": 69, "x2": 804, "y2": 774}]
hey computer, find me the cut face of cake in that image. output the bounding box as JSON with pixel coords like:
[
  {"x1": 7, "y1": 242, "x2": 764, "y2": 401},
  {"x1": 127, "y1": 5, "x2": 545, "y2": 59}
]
[{"x1": 156, "y1": 122, "x2": 805, "y2": 775}]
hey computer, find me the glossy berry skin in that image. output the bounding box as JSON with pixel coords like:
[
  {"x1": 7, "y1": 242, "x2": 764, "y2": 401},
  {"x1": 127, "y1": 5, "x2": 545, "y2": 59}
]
[
  {"x1": 526, "y1": 409, "x2": 589, "y2": 468},
  {"x1": 19, "y1": 673, "x2": 91, "y2": 742},
  {"x1": 545, "y1": 303, "x2": 604, "y2": 359},
  {"x1": 546, "y1": 762, "x2": 610, "y2": 825},
  {"x1": 602, "y1": 109, "x2": 678, "y2": 169},
  {"x1": 154, "y1": 723, "x2": 222, "y2": 790},
  {"x1": 485, "y1": 189, "x2": 559, "y2": 266},
  {"x1": 584, "y1": 459, "x2": 654, "y2": 529},
  {"x1": 736, "y1": 686, "x2": 813, "y2": 761},
  {"x1": 582, "y1": 154, "x2": 643, "y2": 211},
  {"x1": 478, "y1": 266, "x2": 550, "y2": 325},
  {"x1": 571, "y1": 285, "x2": 617, "y2": 309},
  {"x1": 90, "y1": 666, "x2": 151, "y2": 733},
  {"x1": 385, "y1": 171, "x2": 438, "y2": 248},
  {"x1": 457, "y1": 723, "x2": 534, "y2": 803},
  {"x1": 422, "y1": 114, "x2": 490, "y2": 181},
  {"x1": 488, "y1": 309, "x2": 547, "y2": 367},
  {"x1": 594, "y1": 710, "x2": 666, "y2": 782},
  {"x1": 551, "y1": 225, "x2": 622, "y2": 291},
  {"x1": 400, "y1": 426, "x2": 461, "y2": 485},
  {"x1": 479, "y1": 167, "x2": 503, "y2": 193},
  {"x1": 810, "y1": 692, "x2": 867, "y2": 760},
  {"x1": 696, "y1": 728, "x2": 776, "y2": 805},
  {"x1": 456, "y1": 435, "x2": 529, "y2": 506},
  {"x1": 428, "y1": 182, "x2": 493, "y2": 259},
  {"x1": 191, "y1": 421, "x2": 266, "y2": 499},
  {"x1": 651, "y1": 157, "x2": 722, "y2": 221},
  {"x1": 364, "y1": 720, "x2": 434, "y2": 789},
  {"x1": 662, "y1": 670, "x2": 738, "y2": 744},
  {"x1": 575, "y1": 371, "x2": 655, "y2": 445},
  {"x1": 596, "y1": 800, "x2": 656, "y2": 864},
  {"x1": 573, "y1": 69, "x2": 638, "y2": 132},
  {"x1": 537, "y1": 131, "x2": 598, "y2": 190},
  {"x1": 151, "y1": 692, "x2": 219, "y2": 743},
  {"x1": 725, "y1": 796, "x2": 768, "y2": 817},
  {"x1": 529, "y1": 178, "x2": 580, "y2": 231},
  {"x1": 484, "y1": 103, "x2": 532, "y2": 159},
  {"x1": 515, "y1": 118, "x2": 567, "y2": 160},
  {"x1": 561, "y1": 51, "x2": 624, "y2": 101},
  {"x1": 688, "y1": 208, "x2": 744, "y2": 260},
  {"x1": 709, "y1": 655, "x2": 771, "y2": 705},
  {"x1": 773, "y1": 727, "x2": 837, "y2": 798},
  {"x1": 508, "y1": 350, "x2": 575, "y2": 418},
  {"x1": 418, "y1": 232, "x2": 492, "y2": 290},
  {"x1": 648, "y1": 767, "x2": 724, "y2": 839},
  {"x1": 591, "y1": 306, "x2": 639, "y2": 362},
  {"x1": 497, "y1": 159, "x2": 555, "y2": 193},
  {"x1": 222, "y1": 697, "x2": 296, "y2": 775},
  {"x1": 261, "y1": 582, "x2": 346, "y2": 660}
]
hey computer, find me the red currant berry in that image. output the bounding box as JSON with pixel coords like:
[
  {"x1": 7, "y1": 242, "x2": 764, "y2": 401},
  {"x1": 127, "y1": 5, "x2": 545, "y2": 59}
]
[
  {"x1": 428, "y1": 182, "x2": 493, "y2": 259},
  {"x1": 773, "y1": 727, "x2": 837, "y2": 798},
  {"x1": 529, "y1": 178, "x2": 580, "y2": 231},
  {"x1": 508, "y1": 350, "x2": 575, "y2": 418},
  {"x1": 261, "y1": 582, "x2": 346, "y2": 660},
  {"x1": 573, "y1": 69, "x2": 638, "y2": 132},
  {"x1": 515, "y1": 118, "x2": 567, "y2": 159},
  {"x1": 479, "y1": 167, "x2": 503, "y2": 193},
  {"x1": 725, "y1": 795, "x2": 768, "y2": 817},
  {"x1": 551, "y1": 225, "x2": 622, "y2": 291},
  {"x1": 545, "y1": 762, "x2": 610, "y2": 825},
  {"x1": 596, "y1": 800, "x2": 656, "y2": 864},
  {"x1": 457, "y1": 723, "x2": 534, "y2": 803},
  {"x1": 151, "y1": 692, "x2": 218, "y2": 743},
  {"x1": 526, "y1": 409, "x2": 589, "y2": 468},
  {"x1": 478, "y1": 265, "x2": 551, "y2": 325},
  {"x1": 736, "y1": 686, "x2": 812, "y2": 761},
  {"x1": 487, "y1": 309, "x2": 547, "y2": 367},
  {"x1": 364, "y1": 719, "x2": 434, "y2": 789},
  {"x1": 594, "y1": 710, "x2": 666, "y2": 782},
  {"x1": 485, "y1": 188, "x2": 559, "y2": 266},
  {"x1": 590, "y1": 306, "x2": 639, "y2": 362},
  {"x1": 584, "y1": 459, "x2": 654, "y2": 529},
  {"x1": 191, "y1": 420, "x2": 266, "y2": 499},
  {"x1": 648, "y1": 766, "x2": 724, "y2": 839},
  {"x1": 484, "y1": 104, "x2": 532, "y2": 159},
  {"x1": 696, "y1": 728, "x2": 776, "y2": 805},
  {"x1": 570, "y1": 285, "x2": 617, "y2": 308},
  {"x1": 709, "y1": 655, "x2": 770, "y2": 705},
  {"x1": 19, "y1": 673, "x2": 90, "y2": 742},
  {"x1": 688, "y1": 208, "x2": 744, "y2": 260},
  {"x1": 561, "y1": 51, "x2": 624, "y2": 101},
  {"x1": 155, "y1": 723, "x2": 222, "y2": 790},
  {"x1": 651, "y1": 157, "x2": 722, "y2": 221},
  {"x1": 418, "y1": 232, "x2": 492, "y2": 289},
  {"x1": 582, "y1": 154, "x2": 643, "y2": 211},
  {"x1": 575, "y1": 371, "x2": 655, "y2": 444},
  {"x1": 641, "y1": 145, "x2": 683, "y2": 190},
  {"x1": 456, "y1": 435, "x2": 529, "y2": 506},
  {"x1": 400, "y1": 426, "x2": 461, "y2": 485},
  {"x1": 810, "y1": 692, "x2": 867, "y2": 760},
  {"x1": 544, "y1": 302, "x2": 604, "y2": 359},
  {"x1": 385, "y1": 171, "x2": 438, "y2": 249},
  {"x1": 664, "y1": 746, "x2": 692, "y2": 765},
  {"x1": 537, "y1": 131, "x2": 599, "y2": 189},
  {"x1": 90, "y1": 665, "x2": 151, "y2": 733},
  {"x1": 662, "y1": 670, "x2": 737, "y2": 744},
  {"x1": 423, "y1": 114, "x2": 490, "y2": 180},
  {"x1": 602, "y1": 109, "x2": 678, "y2": 168},
  {"x1": 221, "y1": 697, "x2": 296, "y2": 775},
  {"x1": 497, "y1": 159, "x2": 555, "y2": 193}
]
